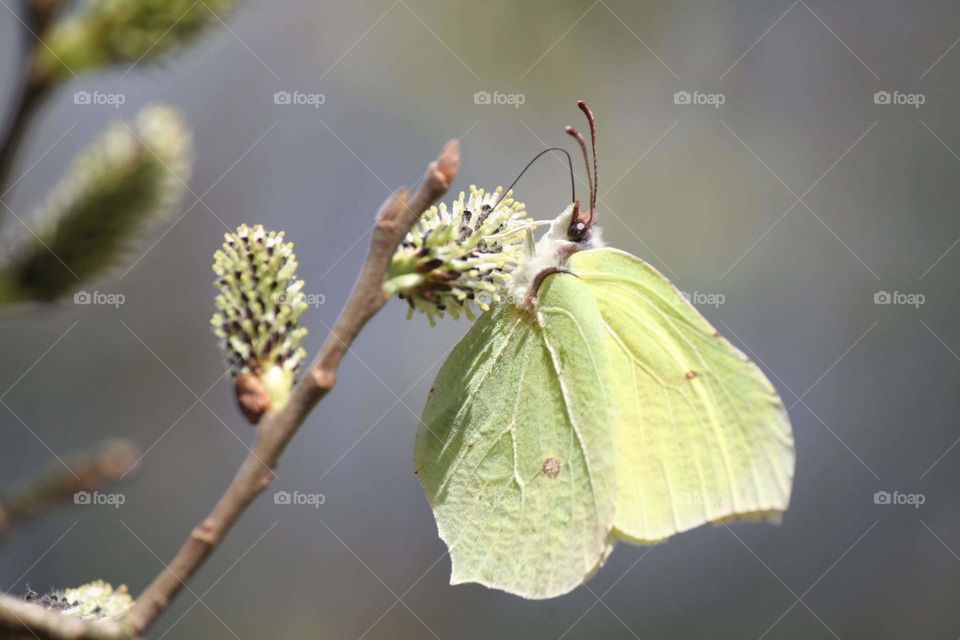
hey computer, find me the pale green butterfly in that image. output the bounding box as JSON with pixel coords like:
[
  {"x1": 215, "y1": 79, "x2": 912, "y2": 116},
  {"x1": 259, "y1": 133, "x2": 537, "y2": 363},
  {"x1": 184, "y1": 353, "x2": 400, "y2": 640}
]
[{"x1": 414, "y1": 102, "x2": 795, "y2": 599}]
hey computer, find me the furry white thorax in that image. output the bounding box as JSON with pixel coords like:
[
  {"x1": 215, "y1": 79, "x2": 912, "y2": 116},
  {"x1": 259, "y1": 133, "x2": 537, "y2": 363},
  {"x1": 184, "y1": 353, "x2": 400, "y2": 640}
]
[{"x1": 509, "y1": 203, "x2": 605, "y2": 307}]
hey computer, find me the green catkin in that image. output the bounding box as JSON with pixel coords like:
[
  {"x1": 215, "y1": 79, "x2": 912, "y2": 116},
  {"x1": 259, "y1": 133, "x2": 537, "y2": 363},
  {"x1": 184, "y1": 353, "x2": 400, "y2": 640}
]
[
  {"x1": 26, "y1": 581, "x2": 134, "y2": 621},
  {"x1": 34, "y1": 0, "x2": 238, "y2": 80},
  {"x1": 0, "y1": 105, "x2": 192, "y2": 303},
  {"x1": 211, "y1": 224, "x2": 308, "y2": 411},
  {"x1": 384, "y1": 186, "x2": 533, "y2": 326}
]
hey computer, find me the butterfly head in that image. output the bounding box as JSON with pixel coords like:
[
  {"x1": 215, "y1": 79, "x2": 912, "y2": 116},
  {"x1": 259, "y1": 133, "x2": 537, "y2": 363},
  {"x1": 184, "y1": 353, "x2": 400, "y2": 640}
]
[
  {"x1": 541, "y1": 200, "x2": 603, "y2": 253},
  {"x1": 510, "y1": 102, "x2": 607, "y2": 308},
  {"x1": 537, "y1": 101, "x2": 605, "y2": 257},
  {"x1": 563, "y1": 100, "x2": 600, "y2": 246}
]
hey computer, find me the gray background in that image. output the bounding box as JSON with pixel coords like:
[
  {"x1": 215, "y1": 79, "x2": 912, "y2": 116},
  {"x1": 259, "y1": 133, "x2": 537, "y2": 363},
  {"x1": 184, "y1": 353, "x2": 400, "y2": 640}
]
[{"x1": 2, "y1": 1, "x2": 959, "y2": 638}]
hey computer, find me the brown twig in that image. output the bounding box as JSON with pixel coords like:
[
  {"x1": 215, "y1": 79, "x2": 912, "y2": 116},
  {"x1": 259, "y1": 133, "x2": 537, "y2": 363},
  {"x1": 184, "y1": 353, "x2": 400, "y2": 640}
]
[
  {"x1": 0, "y1": 79, "x2": 52, "y2": 195},
  {"x1": 0, "y1": 139, "x2": 459, "y2": 640},
  {"x1": 0, "y1": 140, "x2": 459, "y2": 640},
  {"x1": 0, "y1": 439, "x2": 140, "y2": 543},
  {"x1": 0, "y1": 0, "x2": 60, "y2": 202},
  {"x1": 123, "y1": 139, "x2": 460, "y2": 635}
]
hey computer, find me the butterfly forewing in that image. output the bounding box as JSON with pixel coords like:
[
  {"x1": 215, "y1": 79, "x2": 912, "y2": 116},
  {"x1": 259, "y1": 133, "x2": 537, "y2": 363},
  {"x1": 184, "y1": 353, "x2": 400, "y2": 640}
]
[
  {"x1": 414, "y1": 273, "x2": 616, "y2": 599},
  {"x1": 569, "y1": 248, "x2": 795, "y2": 544}
]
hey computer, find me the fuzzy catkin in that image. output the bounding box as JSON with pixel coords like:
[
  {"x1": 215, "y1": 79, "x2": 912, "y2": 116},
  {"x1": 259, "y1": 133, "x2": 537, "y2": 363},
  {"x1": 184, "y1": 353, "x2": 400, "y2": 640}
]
[
  {"x1": 25, "y1": 581, "x2": 134, "y2": 621},
  {"x1": 0, "y1": 105, "x2": 192, "y2": 303},
  {"x1": 385, "y1": 186, "x2": 533, "y2": 326},
  {"x1": 34, "y1": 0, "x2": 238, "y2": 79},
  {"x1": 211, "y1": 224, "x2": 309, "y2": 412}
]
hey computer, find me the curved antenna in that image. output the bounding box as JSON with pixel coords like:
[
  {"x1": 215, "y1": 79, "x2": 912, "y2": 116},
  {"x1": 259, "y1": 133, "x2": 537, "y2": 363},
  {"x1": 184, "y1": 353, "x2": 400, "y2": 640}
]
[
  {"x1": 564, "y1": 125, "x2": 592, "y2": 209},
  {"x1": 564, "y1": 101, "x2": 600, "y2": 240},
  {"x1": 578, "y1": 100, "x2": 598, "y2": 214},
  {"x1": 492, "y1": 146, "x2": 576, "y2": 210}
]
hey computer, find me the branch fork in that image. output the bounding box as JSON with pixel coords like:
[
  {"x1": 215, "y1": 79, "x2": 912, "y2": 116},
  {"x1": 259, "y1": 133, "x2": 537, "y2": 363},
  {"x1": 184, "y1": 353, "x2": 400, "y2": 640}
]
[{"x1": 0, "y1": 139, "x2": 460, "y2": 640}]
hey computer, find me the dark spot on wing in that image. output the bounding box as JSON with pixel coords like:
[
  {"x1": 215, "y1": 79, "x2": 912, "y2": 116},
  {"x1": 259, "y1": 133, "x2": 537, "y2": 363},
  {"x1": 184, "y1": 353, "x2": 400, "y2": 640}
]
[
  {"x1": 685, "y1": 371, "x2": 699, "y2": 380},
  {"x1": 542, "y1": 457, "x2": 562, "y2": 478}
]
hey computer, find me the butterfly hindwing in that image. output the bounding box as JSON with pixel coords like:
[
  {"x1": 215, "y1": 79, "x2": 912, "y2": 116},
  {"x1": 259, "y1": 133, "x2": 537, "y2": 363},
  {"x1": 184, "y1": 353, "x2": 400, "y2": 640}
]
[
  {"x1": 569, "y1": 248, "x2": 795, "y2": 544},
  {"x1": 414, "y1": 273, "x2": 616, "y2": 599}
]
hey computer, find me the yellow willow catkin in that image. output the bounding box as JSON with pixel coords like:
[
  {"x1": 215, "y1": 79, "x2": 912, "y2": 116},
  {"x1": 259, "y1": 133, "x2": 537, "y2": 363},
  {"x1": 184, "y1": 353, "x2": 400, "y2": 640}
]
[
  {"x1": 384, "y1": 186, "x2": 534, "y2": 326},
  {"x1": 34, "y1": 0, "x2": 238, "y2": 80},
  {"x1": 0, "y1": 105, "x2": 192, "y2": 303},
  {"x1": 211, "y1": 224, "x2": 309, "y2": 415},
  {"x1": 26, "y1": 581, "x2": 134, "y2": 621}
]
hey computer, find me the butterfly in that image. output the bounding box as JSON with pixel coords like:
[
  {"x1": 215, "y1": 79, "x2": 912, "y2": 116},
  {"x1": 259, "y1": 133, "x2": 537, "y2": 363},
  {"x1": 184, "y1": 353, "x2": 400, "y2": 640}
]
[{"x1": 413, "y1": 102, "x2": 795, "y2": 599}]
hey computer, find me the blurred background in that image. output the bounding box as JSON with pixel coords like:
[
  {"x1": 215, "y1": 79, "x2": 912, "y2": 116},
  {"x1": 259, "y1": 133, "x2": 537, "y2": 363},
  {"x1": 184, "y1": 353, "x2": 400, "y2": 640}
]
[{"x1": 2, "y1": 0, "x2": 959, "y2": 637}]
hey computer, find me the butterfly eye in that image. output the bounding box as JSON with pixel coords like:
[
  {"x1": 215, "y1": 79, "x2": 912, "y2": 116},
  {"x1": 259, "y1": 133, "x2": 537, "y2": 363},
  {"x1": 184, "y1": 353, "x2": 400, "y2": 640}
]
[{"x1": 568, "y1": 221, "x2": 589, "y2": 242}]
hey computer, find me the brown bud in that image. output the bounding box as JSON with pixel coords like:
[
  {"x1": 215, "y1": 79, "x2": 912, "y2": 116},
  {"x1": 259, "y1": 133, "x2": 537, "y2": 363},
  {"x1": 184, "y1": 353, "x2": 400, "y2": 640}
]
[
  {"x1": 234, "y1": 372, "x2": 271, "y2": 424},
  {"x1": 435, "y1": 139, "x2": 461, "y2": 187}
]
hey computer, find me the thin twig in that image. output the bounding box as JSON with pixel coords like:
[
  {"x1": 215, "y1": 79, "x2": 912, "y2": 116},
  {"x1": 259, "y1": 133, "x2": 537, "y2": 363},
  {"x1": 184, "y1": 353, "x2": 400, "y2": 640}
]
[
  {"x1": 0, "y1": 139, "x2": 459, "y2": 640},
  {"x1": 0, "y1": 79, "x2": 52, "y2": 194},
  {"x1": 124, "y1": 139, "x2": 460, "y2": 635},
  {"x1": 0, "y1": 439, "x2": 140, "y2": 543},
  {"x1": 0, "y1": 0, "x2": 60, "y2": 202}
]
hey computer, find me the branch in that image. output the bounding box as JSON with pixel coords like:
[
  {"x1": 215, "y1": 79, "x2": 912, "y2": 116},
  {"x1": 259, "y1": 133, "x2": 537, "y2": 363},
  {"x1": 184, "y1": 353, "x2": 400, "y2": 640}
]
[
  {"x1": 0, "y1": 0, "x2": 60, "y2": 200},
  {"x1": 124, "y1": 139, "x2": 460, "y2": 635},
  {"x1": 0, "y1": 141, "x2": 458, "y2": 640},
  {"x1": 0, "y1": 439, "x2": 139, "y2": 543},
  {"x1": 0, "y1": 594, "x2": 126, "y2": 640}
]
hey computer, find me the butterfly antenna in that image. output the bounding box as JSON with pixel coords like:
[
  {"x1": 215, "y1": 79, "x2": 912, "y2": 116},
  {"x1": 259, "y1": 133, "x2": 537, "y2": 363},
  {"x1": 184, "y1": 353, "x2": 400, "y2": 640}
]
[
  {"x1": 565, "y1": 100, "x2": 599, "y2": 238},
  {"x1": 564, "y1": 125, "x2": 592, "y2": 218},
  {"x1": 578, "y1": 100, "x2": 599, "y2": 215},
  {"x1": 493, "y1": 147, "x2": 576, "y2": 210}
]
